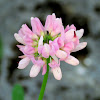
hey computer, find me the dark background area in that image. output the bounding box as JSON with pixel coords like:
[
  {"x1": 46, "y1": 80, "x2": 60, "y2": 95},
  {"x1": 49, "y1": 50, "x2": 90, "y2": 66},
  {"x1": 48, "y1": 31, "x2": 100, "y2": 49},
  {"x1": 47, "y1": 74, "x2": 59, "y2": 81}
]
[{"x1": 0, "y1": 0, "x2": 100, "y2": 100}]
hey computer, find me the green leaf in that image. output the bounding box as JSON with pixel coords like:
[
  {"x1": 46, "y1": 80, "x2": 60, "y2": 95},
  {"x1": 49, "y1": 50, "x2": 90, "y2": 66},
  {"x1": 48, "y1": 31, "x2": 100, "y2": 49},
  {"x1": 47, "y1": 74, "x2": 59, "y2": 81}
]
[{"x1": 12, "y1": 84, "x2": 24, "y2": 100}]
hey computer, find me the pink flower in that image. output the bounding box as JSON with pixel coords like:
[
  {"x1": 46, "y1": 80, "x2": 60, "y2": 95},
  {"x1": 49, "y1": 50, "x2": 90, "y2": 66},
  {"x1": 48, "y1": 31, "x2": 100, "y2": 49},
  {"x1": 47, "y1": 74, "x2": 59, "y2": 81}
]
[
  {"x1": 45, "y1": 13, "x2": 63, "y2": 37},
  {"x1": 30, "y1": 64, "x2": 41, "y2": 77},
  {"x1": 31, "y1": 17, "x2": 44, "y2": 36},
  {"x1": 64, "y1": 55, "x2": 79, "y2": 66},
  {"x1": 14, "y1": 14, "x2": 87, "y2": 80},
  {"x1": 17, "y1": 57, "x2": 30, "y2": 69},
  {"x1": 49, "y1": 39, "x2": 59, "y2": 56},
  {"x1": 42, "y1": 43, "x2": 50, "y2": 58}
]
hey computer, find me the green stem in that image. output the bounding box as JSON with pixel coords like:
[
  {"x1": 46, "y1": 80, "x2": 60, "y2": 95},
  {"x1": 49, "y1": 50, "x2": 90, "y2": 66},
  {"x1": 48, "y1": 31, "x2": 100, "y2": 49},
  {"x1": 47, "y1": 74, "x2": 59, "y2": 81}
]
[{"x1": 38, "y1": 57, "x2": 50, "y2": 100}]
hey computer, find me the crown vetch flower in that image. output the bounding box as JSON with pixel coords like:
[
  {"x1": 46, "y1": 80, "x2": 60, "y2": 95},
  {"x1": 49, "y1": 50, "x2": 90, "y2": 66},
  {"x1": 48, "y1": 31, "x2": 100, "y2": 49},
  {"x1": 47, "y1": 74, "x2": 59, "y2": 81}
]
[{"x1": 14, "y1": 13, "x2": 87, "y2": 80}]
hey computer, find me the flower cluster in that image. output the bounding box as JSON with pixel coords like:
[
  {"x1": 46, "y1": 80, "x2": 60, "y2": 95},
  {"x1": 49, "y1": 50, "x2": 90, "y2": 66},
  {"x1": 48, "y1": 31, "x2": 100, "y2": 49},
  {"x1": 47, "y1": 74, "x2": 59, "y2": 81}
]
[{"x1": 14, "y1": 13, "x2": 87, "y2": 80}]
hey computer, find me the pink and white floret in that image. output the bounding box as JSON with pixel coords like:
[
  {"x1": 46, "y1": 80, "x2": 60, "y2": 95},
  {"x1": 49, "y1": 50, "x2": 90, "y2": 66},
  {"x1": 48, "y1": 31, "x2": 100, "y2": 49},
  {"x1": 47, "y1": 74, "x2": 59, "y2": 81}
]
[{"x1": 14, "y1": 13, "x2": 87, "y2": 80}]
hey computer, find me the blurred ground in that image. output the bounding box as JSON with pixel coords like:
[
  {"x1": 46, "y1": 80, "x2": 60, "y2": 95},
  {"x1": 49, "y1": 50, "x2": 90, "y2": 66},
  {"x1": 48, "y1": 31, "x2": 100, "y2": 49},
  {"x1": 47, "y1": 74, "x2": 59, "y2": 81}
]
[{"x1": 0, "y1": 0, "x2": 100, "y2": 100}]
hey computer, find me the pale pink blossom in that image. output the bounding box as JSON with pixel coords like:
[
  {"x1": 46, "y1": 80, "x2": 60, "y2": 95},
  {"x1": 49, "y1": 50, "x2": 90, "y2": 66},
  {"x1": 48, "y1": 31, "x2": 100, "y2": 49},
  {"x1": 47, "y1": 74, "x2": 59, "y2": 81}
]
[
  {"x1": 64, "y1": 56, "x2": 79, "y2": 66},
  {"x1": 56, "y1": 50, "x2": 67, "y2": 59},
  {"x1": 14, "y1": 14, "x2": 87, "y2": 80},
  {"x1": 49, "y1": 39, "x2": 59, "y2": 56},
  {"x1": 30, "y1": 64, "x2": 41, "y2": 77},
  {"x1": 31, "y1": 17, "x2": 44, "y2": 36},
  {"x1": 18, "y1": 57, "x2": 30, "y2": 69},
  {"x1": 42, "y1": 64, "x2": 47, "y2": 75},
  {"x1": 72, "y1": 42, "x2": 87, "y2": 52},
  {"x1": 49, "y1": 60, "x2": 62, "y2": 80},
  {"x1": 45, "y1": 13, "x2": 63, "y2": 37},
  {"x1": 14, "y1": 33, "x2": 25, "y2": 44},
  {"x1": 42, "y1": 43, "x2": 50, "y2": 58},
  {"x1": 52, "y1": 67, "x2": 62, "y2": 80}
]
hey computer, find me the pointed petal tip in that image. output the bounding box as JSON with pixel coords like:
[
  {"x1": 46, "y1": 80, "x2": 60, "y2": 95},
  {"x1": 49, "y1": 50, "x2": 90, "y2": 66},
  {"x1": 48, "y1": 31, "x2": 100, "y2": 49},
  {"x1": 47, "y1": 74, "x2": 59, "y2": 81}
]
[
  {"x1": 14, "y1": 33, "x2": 18, "y2": 37},
  {"x1": 80, "y1": 29, "x2": 84, "y2": 32},
  {"x1": 83, "y1": 42, "x2": 87, "y2": 46},
  {"x1": 80, "y1": 42, "x2": 87, "y2": 48},
  {"x1": 21, "y1": 24, "x2": 26, "y2": 27},
  {"x1": 76, "y1": 29, "x2": 84, "y2": 39},
  {"x1": 79, "y1": 29, "x2": 84, "y2": 35},
  {"x1": 52, "y1": 13, "x2": 55, "y2": 16},
  {"x1": 55, "y1": 75, "x2": 62, "y2": 80},
  {"x1": 72, "y1": 42, "x2": 87, "y2": 52},
  {"x1": 73, "y1": 60, "x2": 79, "y2": 66},
  {"x1": 14, "y1": 33, "x2": 25, "y2": 44},
  {"x1": 30, "y1": 72, "x2": 36, "y2": 78},
  {"x1": 17, "y1": 66, "x2": 24, "y2": 69},
  {"x1": 31, "y1": 17, "x2": 34, "y2": 20},
  {"x1": 17, "y1": 57, "x2": 30, "y2": 69}
]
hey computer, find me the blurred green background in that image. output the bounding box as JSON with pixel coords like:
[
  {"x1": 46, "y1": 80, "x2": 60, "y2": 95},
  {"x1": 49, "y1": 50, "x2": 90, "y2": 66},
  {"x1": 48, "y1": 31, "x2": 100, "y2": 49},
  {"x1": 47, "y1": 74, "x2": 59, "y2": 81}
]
[{"x1": 0, "y1": 0, "x2": 100, "y2": 100}]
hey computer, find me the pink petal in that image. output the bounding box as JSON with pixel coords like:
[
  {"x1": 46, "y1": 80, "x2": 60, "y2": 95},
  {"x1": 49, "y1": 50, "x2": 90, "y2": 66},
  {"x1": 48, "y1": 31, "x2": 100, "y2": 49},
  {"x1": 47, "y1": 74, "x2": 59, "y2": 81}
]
[
  {"x1": 21, "y1": 24, "x2": 33, "y2": 37},
  {"x1": 18, "y1": 57, "x2": 30, "y2": 69},
  {"x1": 24, "y1": 45, "x2": 35, "y2": 55},
  {"x1": 45, "y1": 13, "x2": 56, "y2": 32},
  {"x1": 18, "y1": 29, "x2": 25, "y2": 37},
  {"x1": 57, "y1": 37, "x2": 64, "y2": 48},
  {"x1": 51, "y1": 18, "x2": 63, "y2": 36},
  {"x1": 65, "y1": 56, "x2": 79, "y2": 66},
  {"x1": 64, "y1": 29, "x2": 74, "y2": 43},
  {"x1": 17, "y1": 45, "x2": 24, "y2": 49},
  {"x1": 31, "y1": 17, "x2": 44, "y2": 36},
  {"x1": 64, "y1": 25, "x2": 70, "y2": 32},
  {"x1": 72, "y1": 42, "x2": 87, "y2": 52},
  {"x1": 21, "y1": 24, "x2": 38, "y2": 40},
  {"x1": 36, "y1": 59, "x2": 45, "y2": 66},
  {"x1": 49, "y1": 60, "x2": 59, "y2": 68},
  {"x1": 23, "y1": 35, "x2": 33, "y2": 45},
  {"x1": 51, "y1": 55, "x2": 58, "y2": 63},
  {"x1": 72, "y1": 36, "x2": 79, "y2": 47},
  {"x1": 65, "y1": 24, "x2": 76, "y2": 32},
  {"x1": 70, "y1": 24, "x2": 76, "y2": 31},
  {"x1": 38, "y1": 46, "x2": 43, "y2": 54},
  {"x1": 42, "y1": 64, "x2": 47, "y2": 75},
  {"x1": 30, "y1": 65, "x2": 41, "y2": 77},
  {"x1": 42, "y1": 44, "x2": 50, "y2": 58},
  {"x1": 14, "y1": 33, "x2": 25, "y2": 44},
  {"x1": 49, "y1": 38, "x2": 59, "y2": 52},
  {"x1": 17, "y1": 45, "x2": 25, "y2": 54},
  {"x1": 52, "y1": 67, "x2": 62, "y2": 80},
  {"x1": 76, "y1": 29, "x2": 84, "y2": 39},
  {"x1": 49, "y1": 45, "x2": 56, "y2": 56},
  {"x1": 63, "y1": 42, "x2": 74, "y2": 52},
  {"x1": 56, "y1": 50, "x2": 67, "y2": 59},
  {"x1": 18, "y1": 55, "x2": 26, "y2": 58},
  {"x1": 38, "y1": 36, "x2": 43, "y2": 46}
]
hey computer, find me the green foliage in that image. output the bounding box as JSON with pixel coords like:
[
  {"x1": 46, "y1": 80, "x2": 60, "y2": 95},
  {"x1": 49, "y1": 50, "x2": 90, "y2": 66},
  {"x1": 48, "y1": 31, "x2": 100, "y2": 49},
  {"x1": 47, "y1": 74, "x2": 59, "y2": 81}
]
[
  {"x1": 34, "y1": 52, "x2": 39, "y2": 57},
  {"x1": 12, "y1": 84, "x2": 24, "y2": 100}
]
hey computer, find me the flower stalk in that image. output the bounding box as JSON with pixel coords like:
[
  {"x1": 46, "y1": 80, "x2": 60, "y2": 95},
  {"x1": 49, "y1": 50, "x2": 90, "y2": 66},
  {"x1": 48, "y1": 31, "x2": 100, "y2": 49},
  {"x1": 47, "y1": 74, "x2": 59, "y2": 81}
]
[{"x1": 38, "y1": 57, "x2": 50, "y2": 100}]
